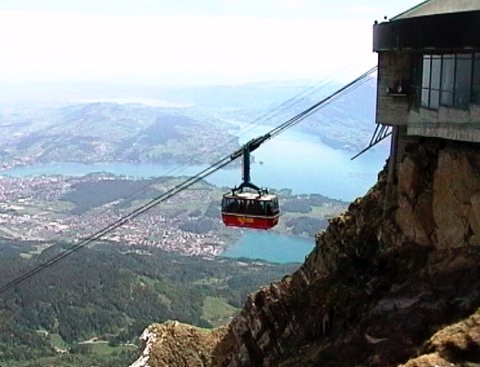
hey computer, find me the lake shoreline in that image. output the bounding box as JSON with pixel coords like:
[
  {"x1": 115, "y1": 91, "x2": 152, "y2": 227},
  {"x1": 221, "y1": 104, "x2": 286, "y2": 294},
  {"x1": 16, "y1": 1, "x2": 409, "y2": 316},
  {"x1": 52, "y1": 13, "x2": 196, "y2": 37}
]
[
  {"x1": 1, "y1": 128, "x2": 385, "y2": 263},
  {"x1": 222, "y1": 230, "x2": 315, "y2": 264}
]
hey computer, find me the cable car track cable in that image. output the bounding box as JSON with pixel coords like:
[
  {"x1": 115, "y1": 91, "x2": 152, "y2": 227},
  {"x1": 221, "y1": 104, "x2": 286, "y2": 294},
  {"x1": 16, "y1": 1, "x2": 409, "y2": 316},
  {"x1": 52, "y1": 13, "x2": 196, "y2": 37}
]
[
  {"x1": 0, "y1": 66, "x2": 377, "y2": 295},
  {"x1": 54, "y1": 58, "x2": 375, "y2": 228}
]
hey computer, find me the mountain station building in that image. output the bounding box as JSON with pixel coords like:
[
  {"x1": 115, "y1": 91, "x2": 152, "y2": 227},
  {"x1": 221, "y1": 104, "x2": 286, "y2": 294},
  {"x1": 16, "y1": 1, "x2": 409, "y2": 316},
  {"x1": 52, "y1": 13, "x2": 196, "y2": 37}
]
[{"x1": 372, "y1": 0, "x2": 480, "y2": 204}]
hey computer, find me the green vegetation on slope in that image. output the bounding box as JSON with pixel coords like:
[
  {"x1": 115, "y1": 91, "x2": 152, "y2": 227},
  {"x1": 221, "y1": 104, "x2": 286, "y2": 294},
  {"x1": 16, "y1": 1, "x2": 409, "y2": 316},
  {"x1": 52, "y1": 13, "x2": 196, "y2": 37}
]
[
  {"x1": 0, "y1": 102, "x2": 240, "y2": 169},
  {"x1": 0, "y1": 241, "x2": 297, "y2": 366},
  {"x1": 202, "y1": 296, "x2": 240, "y2": 327}
]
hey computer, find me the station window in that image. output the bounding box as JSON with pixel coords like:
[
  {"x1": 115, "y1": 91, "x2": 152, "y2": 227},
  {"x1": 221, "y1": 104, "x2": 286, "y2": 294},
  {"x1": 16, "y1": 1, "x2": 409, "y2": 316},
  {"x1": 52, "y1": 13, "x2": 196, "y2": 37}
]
[
  {"x1": 473, "y1": 53, "x2": 480, "y2": 104},
  {"x1": 418, "y1": 53, "x2": 479, "y2": 110}
]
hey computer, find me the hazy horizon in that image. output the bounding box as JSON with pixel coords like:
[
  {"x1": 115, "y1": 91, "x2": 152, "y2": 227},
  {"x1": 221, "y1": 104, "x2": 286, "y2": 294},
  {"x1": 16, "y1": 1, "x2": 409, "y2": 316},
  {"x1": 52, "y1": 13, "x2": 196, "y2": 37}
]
[{"x1": 0, "y1": 1, "x2": 421, "y2": 85}]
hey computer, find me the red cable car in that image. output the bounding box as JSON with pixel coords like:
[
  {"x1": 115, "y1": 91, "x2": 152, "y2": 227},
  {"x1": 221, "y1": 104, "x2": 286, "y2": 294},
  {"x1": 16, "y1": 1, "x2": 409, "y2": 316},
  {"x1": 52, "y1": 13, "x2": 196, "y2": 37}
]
[
  {"x1": 222, "y1": 191, "x2": 279, "y2": 229},
  {"x1": 221, "y1": 143, "x2": 280, "y2": 230}
]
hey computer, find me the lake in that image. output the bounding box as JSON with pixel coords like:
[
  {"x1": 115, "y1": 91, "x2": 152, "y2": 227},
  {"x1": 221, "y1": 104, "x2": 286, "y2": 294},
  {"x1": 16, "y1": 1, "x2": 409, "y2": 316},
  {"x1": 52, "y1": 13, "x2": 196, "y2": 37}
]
[
  {"x1": 222, "y1": 231, "x2": 315, "y2": 263},
  {"x1": 3, "y1": 128, "x2": 388, "y2": 263},
  {"x1": 4, "y1": 129, "x2": 388, "y2": 201}
]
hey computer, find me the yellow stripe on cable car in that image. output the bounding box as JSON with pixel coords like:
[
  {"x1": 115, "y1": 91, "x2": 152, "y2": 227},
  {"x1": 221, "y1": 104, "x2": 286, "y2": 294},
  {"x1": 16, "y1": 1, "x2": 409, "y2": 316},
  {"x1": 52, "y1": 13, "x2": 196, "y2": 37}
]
[{"x1": 238, "y1": 216, "x2": 254, "y2": 224}]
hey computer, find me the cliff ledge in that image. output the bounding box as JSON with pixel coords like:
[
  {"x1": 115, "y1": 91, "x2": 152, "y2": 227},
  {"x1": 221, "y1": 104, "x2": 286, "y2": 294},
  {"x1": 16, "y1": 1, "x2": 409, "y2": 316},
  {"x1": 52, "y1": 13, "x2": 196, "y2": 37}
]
[{"x1": 131, "y1": 139, "x2": 480, "y2": 367}]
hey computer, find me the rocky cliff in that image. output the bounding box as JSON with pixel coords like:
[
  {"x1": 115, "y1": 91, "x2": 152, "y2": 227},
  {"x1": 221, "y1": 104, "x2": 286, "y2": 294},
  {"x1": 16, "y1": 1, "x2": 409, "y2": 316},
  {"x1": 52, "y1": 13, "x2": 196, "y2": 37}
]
[{"x1": 130, "y1": 138, "x2": 480, "y2": 367}]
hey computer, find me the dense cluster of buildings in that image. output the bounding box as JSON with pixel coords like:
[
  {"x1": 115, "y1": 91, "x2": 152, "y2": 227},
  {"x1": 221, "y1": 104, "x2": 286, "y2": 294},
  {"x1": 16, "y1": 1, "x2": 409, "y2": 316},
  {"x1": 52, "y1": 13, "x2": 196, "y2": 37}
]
[{"x1": 0, "y1": 175, "x2": 225, "y2": 257}]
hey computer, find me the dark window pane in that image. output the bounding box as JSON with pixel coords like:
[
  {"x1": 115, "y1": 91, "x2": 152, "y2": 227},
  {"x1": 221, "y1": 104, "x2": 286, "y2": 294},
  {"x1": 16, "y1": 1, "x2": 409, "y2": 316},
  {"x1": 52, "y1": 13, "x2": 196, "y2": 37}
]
[
  {"x1": 455, "y1": 92, "x2": 470, "y2": 108},
  {"x1": 413, "y1": 55, "x2": 423, "y2": 86},
  {"x1": 413, "y1": 86, "x2": 421, "y2": 108},
  {"x1": 441, "y1": 55, "x2": 455, "y2": 92},
  {"x1": 455, "y1": 55, "x2": 472, "y2": 108},
  {"x1": 441, "y1": 91, "x2": 454, "y2": 106}
]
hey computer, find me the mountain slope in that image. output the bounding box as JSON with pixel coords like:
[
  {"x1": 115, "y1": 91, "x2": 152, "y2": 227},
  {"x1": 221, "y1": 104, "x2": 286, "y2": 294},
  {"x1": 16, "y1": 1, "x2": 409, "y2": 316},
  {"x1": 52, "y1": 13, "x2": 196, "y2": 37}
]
[
  {"x1": 132, "y1": 138, "x2": 480, "y2": 366},
  {"x1": 214, "y1": 79, "x2": 377, "y2": 152},
  {"x1": 0, "y1": 242, "x2": 297, "y2": 366},
  {"x1": 0, "y1": 80, "x2": 377, "y2": 172},
  {"x1": 0, "y1": 102, "x2": 239, "y2": 168}
]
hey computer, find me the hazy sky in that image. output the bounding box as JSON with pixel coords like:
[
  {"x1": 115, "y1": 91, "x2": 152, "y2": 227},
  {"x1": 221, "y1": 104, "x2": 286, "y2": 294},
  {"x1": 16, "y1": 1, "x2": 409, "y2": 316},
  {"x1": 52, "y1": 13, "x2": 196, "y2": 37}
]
[{"x1": 0, "y1": 0, "x2": 422, "y2": 85}]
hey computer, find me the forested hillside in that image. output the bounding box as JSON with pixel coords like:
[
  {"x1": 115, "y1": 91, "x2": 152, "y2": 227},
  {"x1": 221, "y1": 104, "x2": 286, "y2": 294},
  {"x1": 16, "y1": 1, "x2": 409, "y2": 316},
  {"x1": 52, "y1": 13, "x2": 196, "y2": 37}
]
[{"x1": 0, "y1": 241, "x2": 296, "y2": 366}]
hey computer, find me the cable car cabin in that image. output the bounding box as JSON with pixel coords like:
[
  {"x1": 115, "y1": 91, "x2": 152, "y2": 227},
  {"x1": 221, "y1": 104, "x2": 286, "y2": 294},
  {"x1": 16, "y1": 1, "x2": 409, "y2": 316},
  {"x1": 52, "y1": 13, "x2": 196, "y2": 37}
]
[{"x1": 221, "y1": 192, "x2": 280, "y2": 230}]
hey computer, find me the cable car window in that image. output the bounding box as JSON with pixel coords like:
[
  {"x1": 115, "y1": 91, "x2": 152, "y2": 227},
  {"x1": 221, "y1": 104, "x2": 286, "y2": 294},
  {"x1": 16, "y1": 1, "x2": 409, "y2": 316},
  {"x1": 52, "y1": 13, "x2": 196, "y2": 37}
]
[
  {"x1": 266, "y1": 202, "x2": 272, "y2": 216},
  {"x1": 260, "y1": 201, "x2": 266, "y2": 215},
  {"x1": 272, "y1": 199, "x2": 279, "y2": 211}
]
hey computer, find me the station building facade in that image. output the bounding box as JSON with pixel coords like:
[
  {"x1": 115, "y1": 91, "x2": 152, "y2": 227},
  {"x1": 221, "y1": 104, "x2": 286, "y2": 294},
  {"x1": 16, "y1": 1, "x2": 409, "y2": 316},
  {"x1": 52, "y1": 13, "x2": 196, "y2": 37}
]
[{"x1": 372, "y1": 0, "x2": 480, "y2": 203}]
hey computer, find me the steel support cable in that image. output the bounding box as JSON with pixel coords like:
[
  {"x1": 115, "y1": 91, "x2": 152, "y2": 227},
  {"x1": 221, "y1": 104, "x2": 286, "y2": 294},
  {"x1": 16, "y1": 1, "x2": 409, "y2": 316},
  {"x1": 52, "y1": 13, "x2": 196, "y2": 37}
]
[
  {"x1": 0, "y1": 66, "x2": 377, "y2": 295},
  {"x1": 253, "y1": 55, "x2": 377, "y2": 128},
  {"x1": 63, "y1": 74, "x2": 344, "y2": 226},
  {"x1": 0, "y1": 156, "x2": 233, "y2": 294},
  {"x1": 268, "y1": 66, "x2": 378, "y2": 139},
  {"x1": 54, "y1": 62, "x2": 376, "y2": 228},
  {"x1": 1, "y1": 67, "x2": 365, "y2": 277},
  {"x1": 231, "y1": 58, "x2": 376, "y2": 142},
  {"x1": 289, "y1": 70, "x2": 378, "y2": 127}
]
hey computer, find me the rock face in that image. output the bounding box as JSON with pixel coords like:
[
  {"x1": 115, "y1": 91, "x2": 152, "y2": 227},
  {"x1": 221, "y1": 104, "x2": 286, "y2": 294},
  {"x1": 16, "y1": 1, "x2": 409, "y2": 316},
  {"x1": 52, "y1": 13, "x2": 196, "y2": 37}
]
[
  {"x1": 131, "y1": 139, "x2": 480, "y2": 367},
  {"x1": 130, "y1": 321, "x2": 234, "y2": 367},
  {"x1": 395, "y1": 140, "x2": 480, "y2": 249},
  {"x1": 400, "y1": 311, "x2": 480, "y2": 367}
]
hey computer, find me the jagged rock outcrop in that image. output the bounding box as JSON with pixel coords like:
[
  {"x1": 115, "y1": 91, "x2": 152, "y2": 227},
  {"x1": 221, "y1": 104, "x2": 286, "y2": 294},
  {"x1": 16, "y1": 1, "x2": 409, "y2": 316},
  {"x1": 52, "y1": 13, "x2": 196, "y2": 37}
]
[
  {"x1": 400, "y1": 310, "x2": 480, "y2": 367},
  {"x1": 131, "y1": 138, "x2": 480, "y2": 367},
  {"x1": 130, "y1": 321, "x2": 234, "y2": 367}
]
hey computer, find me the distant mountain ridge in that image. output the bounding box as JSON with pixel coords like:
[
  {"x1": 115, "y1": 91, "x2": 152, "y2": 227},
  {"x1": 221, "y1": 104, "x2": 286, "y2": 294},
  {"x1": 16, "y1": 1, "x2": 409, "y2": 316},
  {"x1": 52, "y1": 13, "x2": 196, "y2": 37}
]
[
  {"x1": 173, "y1": 78, "x2": 377, "y2": 152},
  {"x1": 0, "y1": 79, "x2": 378, "y2": 171},
  {"x1": 0, "y1": 102, "x2": 239, "y2": 168}
]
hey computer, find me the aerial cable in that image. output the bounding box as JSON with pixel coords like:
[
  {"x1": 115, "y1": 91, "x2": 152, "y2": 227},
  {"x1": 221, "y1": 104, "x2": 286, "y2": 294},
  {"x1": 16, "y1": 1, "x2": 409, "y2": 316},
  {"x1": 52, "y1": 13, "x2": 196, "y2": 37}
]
[
  {"x1": 228, "y1": 56, "x2": 376, "y2": 141},
  {"x1": 0, "y1": 66, "x2": 377, "y2": 295},
  {"x1": 35, "y1": 63, "x2": 371, "y2": 243},
  {"x1": 245, "y1": 54, "x2": 376, "y2": 128},
  {"x1": 55, "y1": 67, "x2": 364, "y2": 237},
  {"x1": 61, "y1": 59, "x2": 376, "y2": 227},
  {"x1": 0, "y1": 156, "x2": 233, "y2": 294},
  {"x1": 268, "y1": 66, "x2": 377, "y2": 139}
]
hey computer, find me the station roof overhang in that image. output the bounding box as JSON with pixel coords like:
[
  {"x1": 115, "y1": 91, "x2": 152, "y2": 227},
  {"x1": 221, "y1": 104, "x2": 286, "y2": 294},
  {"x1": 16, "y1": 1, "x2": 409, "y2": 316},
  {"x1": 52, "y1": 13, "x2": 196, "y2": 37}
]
[{"x1": 373, "y1": 10, "x2": 480, "y2": 52}]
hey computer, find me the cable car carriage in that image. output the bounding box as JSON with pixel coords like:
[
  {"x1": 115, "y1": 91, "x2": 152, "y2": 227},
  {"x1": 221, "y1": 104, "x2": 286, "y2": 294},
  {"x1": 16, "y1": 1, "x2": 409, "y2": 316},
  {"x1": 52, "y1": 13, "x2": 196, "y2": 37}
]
[
  {"x1": 222, "y1": 190, "x2": 279, "y2": 230},
  {"x1": 221, "y1": 141, "x2": 279, "y2": 230}
]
